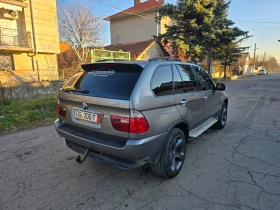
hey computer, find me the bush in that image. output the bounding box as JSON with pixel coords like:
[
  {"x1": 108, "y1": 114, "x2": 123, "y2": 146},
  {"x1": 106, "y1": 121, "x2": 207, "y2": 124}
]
[{"x1": 0, "y1": 95, "x2": 58, "y2": 133}]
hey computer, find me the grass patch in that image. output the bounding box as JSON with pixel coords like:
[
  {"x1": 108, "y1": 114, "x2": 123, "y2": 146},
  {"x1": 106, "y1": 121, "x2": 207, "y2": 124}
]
[{"x1": 0, "y1": 95, "x2": 58, "y2": 134}]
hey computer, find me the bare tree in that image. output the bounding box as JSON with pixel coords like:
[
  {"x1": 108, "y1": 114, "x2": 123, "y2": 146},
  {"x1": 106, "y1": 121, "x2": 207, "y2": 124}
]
[{"x1": 58, "y1": 3, "x2": 103, "y2": 63}]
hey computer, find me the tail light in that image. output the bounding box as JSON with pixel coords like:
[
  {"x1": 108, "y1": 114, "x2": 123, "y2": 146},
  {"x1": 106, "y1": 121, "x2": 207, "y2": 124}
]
[
  {"x1": 110, "y1": 110, "x2": 149, "y2": 134},
  {"x1": 57, "y1": 104, "x2": 67, "y2": 117},
  {"x1": 110, "y1": 116, "x2": 130, "y2": 132}
]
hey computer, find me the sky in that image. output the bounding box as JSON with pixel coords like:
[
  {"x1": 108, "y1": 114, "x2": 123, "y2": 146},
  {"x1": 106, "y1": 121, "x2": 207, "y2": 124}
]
[{"x1": 57, "y1": 0, "x2": 280, "y2": 62}]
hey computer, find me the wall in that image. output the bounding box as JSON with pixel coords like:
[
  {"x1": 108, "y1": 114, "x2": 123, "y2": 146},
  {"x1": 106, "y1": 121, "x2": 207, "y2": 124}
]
[
  {"x1": 137, "y1": 42, "x2": 166, "y2": 60},
  {"x1": 0, "y1": 53, "x2": 58, "y2": 83},
  {"x1": 160, "y1": 16, "x2": 171, "y2": 34},
  {"x1": 0, "y1": 0, "x2": 60, "y2": 83},
  {"x1": 24, "y1": 0, "x2": 60, "y2": 54},
  {"x1": 0, "y1": 80, "x2": 63, "y2": 99},
  {"x1": 110, "y1": 11, "x2": 157, "y2": 44}
]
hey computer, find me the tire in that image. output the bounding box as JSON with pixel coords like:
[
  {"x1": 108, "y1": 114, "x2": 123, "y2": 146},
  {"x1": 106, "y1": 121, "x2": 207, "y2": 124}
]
[
  {"x1": 213, "y1": 103, "x2": 227, "y2": 129},
  {"x1": 151, "y1": 128, "x2": 187, "y2": 179}
]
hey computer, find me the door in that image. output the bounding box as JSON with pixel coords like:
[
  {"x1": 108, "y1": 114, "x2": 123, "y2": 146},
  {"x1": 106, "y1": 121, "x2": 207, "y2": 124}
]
[
  {"x1": 173, "y1": 64, "x2": 204, "y2": 128},
  {"x1": 192, "y1": 66, "x2": 220, "y2": 118}
]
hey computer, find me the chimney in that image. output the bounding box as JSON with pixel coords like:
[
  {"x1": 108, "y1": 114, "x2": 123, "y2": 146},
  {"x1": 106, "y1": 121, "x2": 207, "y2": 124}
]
[{"x1": 134, "y1": 0, "x2": 142, "y2": 5}]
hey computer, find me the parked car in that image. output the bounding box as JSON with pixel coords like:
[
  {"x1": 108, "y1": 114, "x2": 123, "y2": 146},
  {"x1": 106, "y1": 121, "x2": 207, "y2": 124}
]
[
  {"x1": 259, "y1": 69, "x2": 267, "y2": 75},
  {"x1": 54, "y1": 60, "x2": 228, "y2": 178}
]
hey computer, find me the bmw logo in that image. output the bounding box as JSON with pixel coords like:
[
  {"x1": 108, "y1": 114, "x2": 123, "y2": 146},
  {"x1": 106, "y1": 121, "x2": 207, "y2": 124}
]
[{"x1": 82, "y1": 103, "x2": 88, "y2": 110}]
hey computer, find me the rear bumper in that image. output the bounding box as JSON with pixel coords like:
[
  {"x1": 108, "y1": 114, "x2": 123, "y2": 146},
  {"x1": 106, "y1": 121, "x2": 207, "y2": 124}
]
[{"x1": 54, "y1": 119, "x2": 167, "y2": 169}]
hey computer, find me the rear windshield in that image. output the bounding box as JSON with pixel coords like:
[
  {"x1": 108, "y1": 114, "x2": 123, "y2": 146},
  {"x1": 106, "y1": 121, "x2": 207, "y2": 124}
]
[{"x1": 61, "y1": 63, "x2": 143, "y2": 100}]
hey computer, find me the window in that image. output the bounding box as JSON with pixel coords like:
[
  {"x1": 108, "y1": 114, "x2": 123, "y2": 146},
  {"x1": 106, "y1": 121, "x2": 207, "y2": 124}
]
[
  {"x1": 0, "y1": 54, "x2": 14, "y2": 70},
  {"x1": 192, "y1": 66, "x2": 214, "y2": 91},
  {"x1": 62, "y1": 63, "x2": 143, "y2": 100},
  {"x1": 173, "y1": 67, "x2": 185, "y2": 94},
  {"x1": 176, "y1": 65, "x2": 198, "y2": 92},
  {"x1": 151, "y1": 65, "x2": 173, "y2": 97}
]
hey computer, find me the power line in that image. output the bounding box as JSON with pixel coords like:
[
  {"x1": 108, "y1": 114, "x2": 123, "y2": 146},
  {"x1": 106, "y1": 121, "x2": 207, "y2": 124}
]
[
  {"x1": 234, "y1": 20, "x2": 280, "y2": 24},
  {"x1": 89, "y1": 0, "x2": 156, "y2": 21}
]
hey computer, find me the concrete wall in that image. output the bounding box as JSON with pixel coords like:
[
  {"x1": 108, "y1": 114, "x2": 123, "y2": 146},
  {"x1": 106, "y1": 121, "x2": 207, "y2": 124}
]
[
  {"x1": 160, "y1": 16, "x2": 171, "y2": 34},
  {"x1": 110, "y1": 11, "x2": 158, "y2": 44},
  {"x1": 0, "y1": 81, "x2": 63, "y2": 99},
  {"x1": 137, "y1": 42, "x2": 165, "y2": 60},
  {"x1": 24, "y1": 0, "x2": 60, "y2": 54}
]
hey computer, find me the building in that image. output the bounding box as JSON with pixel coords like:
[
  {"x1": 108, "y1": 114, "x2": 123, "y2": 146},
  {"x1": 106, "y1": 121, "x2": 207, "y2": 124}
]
[
  {"x1": 240, "y1": 52, "x2": 254, "y2": 75},
  {"x1": 104, "y1": 0, "x2": 170, "y2": 44},
  {"x1": 0, "y1": 0, "x2": 60, "y2": 83},
  {"x1": 104, "y1": 39, "x2": 168, "y2": 60}
]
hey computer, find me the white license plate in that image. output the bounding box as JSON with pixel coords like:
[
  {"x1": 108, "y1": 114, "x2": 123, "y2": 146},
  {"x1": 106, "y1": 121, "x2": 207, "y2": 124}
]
[{"x1": 74, "y1": 110, "x2": 101, "y2": 123}]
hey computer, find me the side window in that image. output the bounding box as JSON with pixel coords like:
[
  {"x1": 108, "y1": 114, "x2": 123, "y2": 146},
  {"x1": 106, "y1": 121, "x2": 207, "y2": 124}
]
[
  {"x1": 176, "y1": 65, "x2": 198, "y2": 92},
  {"x1": 193, "y1": 66, "x2": 214, "y2": 91},
  {"x1": 173, "y1": 67, "x2": 185, "y2": 94},
  {"x1": 151, "y1": 65, "x2": 173, "y2": 97}
]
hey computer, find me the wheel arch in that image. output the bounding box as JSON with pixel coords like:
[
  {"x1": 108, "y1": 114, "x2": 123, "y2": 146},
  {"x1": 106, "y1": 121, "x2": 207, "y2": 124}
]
[
  {"x1": 150, "y1": 120, "x2": 189, "y2": 164},
  {"x1": 168, "y1": 120, "x2": 189, "y2": 141}
]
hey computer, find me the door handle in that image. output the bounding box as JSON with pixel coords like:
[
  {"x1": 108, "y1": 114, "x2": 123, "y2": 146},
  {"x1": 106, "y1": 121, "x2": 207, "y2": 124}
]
[
  {"x1": 180, "y1": 100, "x2": 188, "y2": 105},
  {"x1": 204, "y1": 95, "x2": 208, "y2": 100}
]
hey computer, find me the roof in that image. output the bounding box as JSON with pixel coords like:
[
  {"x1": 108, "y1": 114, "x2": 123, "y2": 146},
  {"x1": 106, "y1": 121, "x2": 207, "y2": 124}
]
[
  {"x1": 60, "y1": 41, "x2": 71, "y2": 53},
  {"x1": 104, "y1": 39, "x2": 156, "y2": 59},
  {"x1": 104, "y1": 0, "x2": 163, "y2": 21}
]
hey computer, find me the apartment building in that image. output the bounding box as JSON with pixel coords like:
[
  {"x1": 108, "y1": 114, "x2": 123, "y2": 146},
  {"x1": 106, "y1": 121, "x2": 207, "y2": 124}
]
[{"x1": 0, "y1": 0, "x2": 60, "y2": 83}]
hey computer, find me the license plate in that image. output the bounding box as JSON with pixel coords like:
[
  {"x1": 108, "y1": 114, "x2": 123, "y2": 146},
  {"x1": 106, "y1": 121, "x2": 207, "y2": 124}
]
[{"x1": 74, "y1": 110, "x2": 101, "y2": 123}]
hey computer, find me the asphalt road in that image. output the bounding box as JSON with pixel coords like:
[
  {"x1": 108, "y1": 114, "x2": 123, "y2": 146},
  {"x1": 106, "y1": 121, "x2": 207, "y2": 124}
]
[{"x1": 1, "y1": 73, "x2": 280, "y2": 210}]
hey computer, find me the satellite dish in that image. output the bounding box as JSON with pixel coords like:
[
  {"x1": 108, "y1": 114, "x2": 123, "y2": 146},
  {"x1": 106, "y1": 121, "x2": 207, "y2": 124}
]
[{"x1": 8, "y1": 10, "x2": 17, "y2": 17}]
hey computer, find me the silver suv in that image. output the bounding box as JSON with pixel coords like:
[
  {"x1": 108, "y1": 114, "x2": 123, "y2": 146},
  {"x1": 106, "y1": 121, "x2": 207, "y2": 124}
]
[{"x1": 54, "y1": 60, "x2": 228, "y2": 178}]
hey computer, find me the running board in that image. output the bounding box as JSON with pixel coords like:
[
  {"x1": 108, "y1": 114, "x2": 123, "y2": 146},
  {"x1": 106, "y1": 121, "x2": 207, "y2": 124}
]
[{"x1": 189, "y1": 118, "x2": 218, "y2": 138}]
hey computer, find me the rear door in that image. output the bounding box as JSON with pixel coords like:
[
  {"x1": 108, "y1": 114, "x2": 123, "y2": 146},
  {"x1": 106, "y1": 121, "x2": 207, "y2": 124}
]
[
  {"x1": 58, "y1": 63, "x2": 143, "y2": 141},
  {"x1": 174, "y1": 64, "x2": 204, "y2": 128},
  {"x1": 192, "y1": 66, "x2": 220, "y2": 118}
]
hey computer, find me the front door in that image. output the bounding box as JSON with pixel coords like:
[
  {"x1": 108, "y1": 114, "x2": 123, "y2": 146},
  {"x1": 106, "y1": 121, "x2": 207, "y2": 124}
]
[
  {"x1": 192, "y1": 66, "x2": 220, "y2": 119},
  {"x1": 173, "y1": 64, "x2": 204, "y2": 128},
  {"x1": 193, "y1": 66, "x2": 221, "y2": 119}
]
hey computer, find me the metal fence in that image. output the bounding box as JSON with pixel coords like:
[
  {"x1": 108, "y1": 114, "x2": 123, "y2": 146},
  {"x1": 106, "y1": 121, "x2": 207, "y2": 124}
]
[
  {"x1": 0, "y1": 27, "x2": 31, "y2": 48},
  {"x1": 90, "y1": 49, "x2": 131, "y2": 63}
]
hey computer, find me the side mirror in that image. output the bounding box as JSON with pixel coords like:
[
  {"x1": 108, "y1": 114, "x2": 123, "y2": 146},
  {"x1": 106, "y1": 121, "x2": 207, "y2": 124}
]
[{"x1": 216, "y1": 83, "x2": 225, "y2": 91}]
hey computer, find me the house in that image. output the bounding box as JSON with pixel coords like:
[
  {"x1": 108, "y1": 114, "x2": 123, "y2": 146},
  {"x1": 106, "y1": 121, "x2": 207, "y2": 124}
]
[
  {"x1": 240, "y1": 52, "x2": 254, "y2": 74},
  {"x1": 0, "y1": 0, "x2": 60, "y2": 83},
  {"x1": 104, "y1": 39, "x2": 169, "y2": 60},
  {"x1": 104, "y1": 0, "x2": 171, "y2": 44}
]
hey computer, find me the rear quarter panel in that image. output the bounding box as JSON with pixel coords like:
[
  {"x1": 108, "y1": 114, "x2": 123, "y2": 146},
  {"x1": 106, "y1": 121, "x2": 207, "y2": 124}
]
[{"x1": 130, "y1": 62, "x2": 182, "y2": 139}]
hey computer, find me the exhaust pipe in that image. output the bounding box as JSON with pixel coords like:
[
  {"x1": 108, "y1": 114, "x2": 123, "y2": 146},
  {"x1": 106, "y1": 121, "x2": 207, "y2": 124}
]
[{"x1": 76, "y1": 148, "x2": 90, "y2": 164}]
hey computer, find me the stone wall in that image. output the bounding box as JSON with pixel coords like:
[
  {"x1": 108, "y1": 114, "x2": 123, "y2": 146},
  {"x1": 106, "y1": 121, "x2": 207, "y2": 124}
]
[{"x1": 0, "y1": 81, "x2": 63, "y2": 100}]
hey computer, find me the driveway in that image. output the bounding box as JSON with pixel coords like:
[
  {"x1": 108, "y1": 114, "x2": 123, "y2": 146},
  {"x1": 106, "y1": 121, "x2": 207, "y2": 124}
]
[{"x1": 1, "y1": 73, "x2": 280, "y2": 210}]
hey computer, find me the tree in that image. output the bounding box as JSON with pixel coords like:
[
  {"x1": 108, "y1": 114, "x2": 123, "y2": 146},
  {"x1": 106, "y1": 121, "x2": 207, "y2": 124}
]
[
  {"x1": 158, "y1": 0, "x2": 252, "y2": 76},
  {"x1": 158, "y1": 0, "x2": 231, "y2": 72},
  {"x1": 213, "y1": 24, "x2": 251, "y2": 78},
  {"x1": 58, "y1": 3, "x2": 103, "y2": 63},
  {"x1": 158, "y1": 0, "x2": 217, "y2": 64}
]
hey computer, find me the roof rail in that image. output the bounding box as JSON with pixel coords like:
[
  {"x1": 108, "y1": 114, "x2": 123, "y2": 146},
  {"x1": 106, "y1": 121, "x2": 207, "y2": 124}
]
[{"x1": 148, "y1": 57, "x2": 182, "y2": 62}]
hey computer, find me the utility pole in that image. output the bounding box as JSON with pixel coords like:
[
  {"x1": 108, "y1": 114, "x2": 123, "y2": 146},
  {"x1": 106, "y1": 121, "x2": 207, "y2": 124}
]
[
  {"x1": 252, "y1": 43, "x2": 257, "y2": 75},
  {"x1": 263, "y1": 52, "x2": 266, "y2": 68}
]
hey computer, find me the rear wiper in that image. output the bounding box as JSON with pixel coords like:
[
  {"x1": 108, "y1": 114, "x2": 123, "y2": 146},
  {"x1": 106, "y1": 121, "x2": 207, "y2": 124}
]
[{"x1": 61, "y1": 88, "x2": 89, "y2": 94}]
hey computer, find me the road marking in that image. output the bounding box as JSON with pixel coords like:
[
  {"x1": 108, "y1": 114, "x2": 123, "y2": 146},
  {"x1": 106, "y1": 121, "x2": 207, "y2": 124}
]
[{"x1": 233, "y1": 101, "x2": 259, "y2": 129}]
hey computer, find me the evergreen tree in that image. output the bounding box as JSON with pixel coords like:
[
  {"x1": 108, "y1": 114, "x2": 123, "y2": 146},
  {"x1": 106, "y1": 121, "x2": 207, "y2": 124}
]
[
  {"x1": 213, "y1": 25, "x2": 251, "y2": 79},
  {"x1": 157, "y1": 0, "x2": 251, "y2": 75}
]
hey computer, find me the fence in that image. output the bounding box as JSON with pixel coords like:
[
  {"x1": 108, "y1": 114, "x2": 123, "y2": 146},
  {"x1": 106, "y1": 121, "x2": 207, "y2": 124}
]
[
  {"x1": 90, "y1": 49, "x2": 131, "y2": 63},
  {"x1": 0, "y1": 27, "x2": 31, "y2": 48}
]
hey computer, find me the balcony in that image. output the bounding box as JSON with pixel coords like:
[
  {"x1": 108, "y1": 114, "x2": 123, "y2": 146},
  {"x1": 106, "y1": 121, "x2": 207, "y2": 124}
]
[
  {"x1": 0, "y1": 0, "x2": 29, "y2": 8},
  {"x1": 0, "y1": 27, "x2": 32, "y2": 52}
]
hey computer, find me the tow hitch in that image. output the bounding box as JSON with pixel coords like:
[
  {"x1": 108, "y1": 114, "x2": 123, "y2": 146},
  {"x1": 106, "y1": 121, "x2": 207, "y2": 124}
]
[{"x1": 76, "y1": 148, "x2": 90, "y2": 164}]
